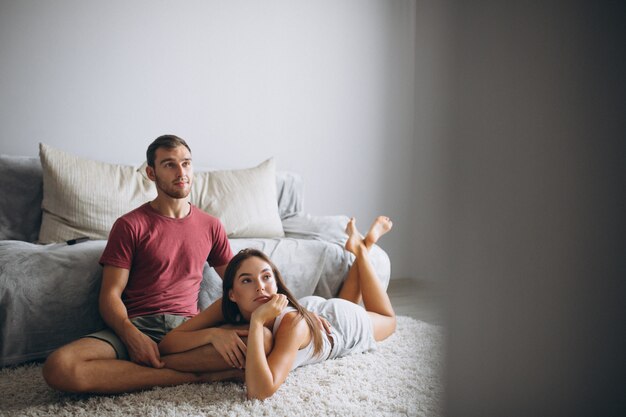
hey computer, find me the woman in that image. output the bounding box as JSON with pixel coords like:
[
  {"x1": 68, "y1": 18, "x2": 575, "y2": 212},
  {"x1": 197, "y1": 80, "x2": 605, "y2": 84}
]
[{"x1": 160, "y1": 216, "x2": 396, "y2": 400}]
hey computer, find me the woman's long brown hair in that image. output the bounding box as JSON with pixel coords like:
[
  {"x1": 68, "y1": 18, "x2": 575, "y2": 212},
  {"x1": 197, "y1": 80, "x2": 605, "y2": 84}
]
[{"x1": 222, "y1": 248, "x2": 324, "y2": 357}]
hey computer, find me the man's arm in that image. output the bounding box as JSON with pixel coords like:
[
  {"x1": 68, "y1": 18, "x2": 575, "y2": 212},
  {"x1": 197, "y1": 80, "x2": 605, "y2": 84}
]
[{"x1": 99, "y1": 265, "x2": 164, "y2": 368}]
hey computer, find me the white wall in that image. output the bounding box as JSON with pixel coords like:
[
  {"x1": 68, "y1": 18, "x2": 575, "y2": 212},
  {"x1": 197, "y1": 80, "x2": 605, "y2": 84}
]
[{"x1": 0, "y1": 0, "x2": 417, "y2": 279}]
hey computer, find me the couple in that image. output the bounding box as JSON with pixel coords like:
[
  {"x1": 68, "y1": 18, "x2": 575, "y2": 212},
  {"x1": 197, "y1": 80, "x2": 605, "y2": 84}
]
[{"x1": 43, "y1": 135, "x2": 396, "y2": 400}]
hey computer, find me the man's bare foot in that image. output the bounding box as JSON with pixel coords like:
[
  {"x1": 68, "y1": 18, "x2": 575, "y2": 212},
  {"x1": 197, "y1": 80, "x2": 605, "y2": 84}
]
[
  {"x1": 364, "y1": 216, "x2": 393, "y2": 247},
  {"x1": 345, "y1": 218, "x2": 365, "y2": 255}
]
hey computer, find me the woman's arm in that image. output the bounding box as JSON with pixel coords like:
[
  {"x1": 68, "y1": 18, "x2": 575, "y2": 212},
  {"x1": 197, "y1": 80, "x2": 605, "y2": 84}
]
[
  {"x1": 160, "y1": 298, "x2": 245, "y2": 355},
  {"x1": 245, "y1": 296, "x2": 309, "y2": 400}
]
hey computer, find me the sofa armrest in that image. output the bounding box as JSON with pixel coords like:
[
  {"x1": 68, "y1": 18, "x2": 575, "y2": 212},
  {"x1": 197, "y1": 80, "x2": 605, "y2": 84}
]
[
  {"x1": 281, "y1": 213, "x2": 350, "y2": 245},
  {"x1": 0, "y1": 155, "x2": 43, "y2": 242},
  {"x1": 281, "y1": 213, "x2": 391, "y2": 296}
]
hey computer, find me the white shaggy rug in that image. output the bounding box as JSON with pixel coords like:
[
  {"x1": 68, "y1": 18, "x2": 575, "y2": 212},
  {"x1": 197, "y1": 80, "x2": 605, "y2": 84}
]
[{"x1": 0, "y1": 317, "x2": 442, "y2": 417}]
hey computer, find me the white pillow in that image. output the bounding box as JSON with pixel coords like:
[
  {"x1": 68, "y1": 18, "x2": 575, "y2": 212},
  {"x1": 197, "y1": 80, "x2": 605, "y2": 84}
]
[
  {"x1": 39, "y1": 143, "x2": 284, "y2": 242},
  {"x1": 38, "y1": 143, "x2": 156, "y2": 243},
  {"x1": 190, "y1": 158, "x2": 284, "y2": 238}
]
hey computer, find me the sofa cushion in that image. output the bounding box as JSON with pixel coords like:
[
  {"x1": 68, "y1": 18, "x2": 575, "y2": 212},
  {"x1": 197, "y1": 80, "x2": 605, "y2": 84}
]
[
  {"x1": 38, "y1": 143, "x2": 156, "y2": 243},
  {"x1": 137, "y1": 158, "x2": 285, "y2": 237},
  {"x1": 190, "y1": 159, "x2": 284, "y2": 238},
  {"x1": 0, "y1": 155, "x2": 43, "y2": 242}
]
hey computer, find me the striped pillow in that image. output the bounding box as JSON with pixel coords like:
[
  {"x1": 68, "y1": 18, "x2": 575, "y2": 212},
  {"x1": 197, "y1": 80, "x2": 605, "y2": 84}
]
[
  {"x1": 38, "y1": 144, "x2": 284, "y2": 243},
  {"x1": 38, "y1": 143, "x2": 155, "y2": 243}
]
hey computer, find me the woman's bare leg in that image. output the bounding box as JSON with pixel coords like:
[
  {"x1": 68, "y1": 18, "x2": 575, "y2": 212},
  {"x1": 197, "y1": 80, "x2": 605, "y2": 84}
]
[
  {"x1": 343, "y1": 217, "x2": 396, "y2": 341},
  {"x1": 338, "y1": 216, "x2": 393, "y2": 304}
]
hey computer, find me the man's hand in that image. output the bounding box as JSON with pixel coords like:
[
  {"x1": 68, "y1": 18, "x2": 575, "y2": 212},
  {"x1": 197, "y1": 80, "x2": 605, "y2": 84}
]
[
  {"x1": 210, "y1": 328, "x2": 249, "y2": 369},
  {"x1": 99, "y1": 266, "x2": 166, "y2": 367},
  {"x1": 123, "y1": 327, "x2": 165, "y2": 368}
]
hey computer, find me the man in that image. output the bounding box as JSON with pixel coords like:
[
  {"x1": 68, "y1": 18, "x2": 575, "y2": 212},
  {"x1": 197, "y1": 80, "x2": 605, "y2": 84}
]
[{"x1": 43, "y1": 135, "x2": 252, "y2": 394}]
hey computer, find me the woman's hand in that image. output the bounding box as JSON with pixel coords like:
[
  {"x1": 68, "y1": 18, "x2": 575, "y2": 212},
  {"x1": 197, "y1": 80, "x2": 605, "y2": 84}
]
[
  {"x1": 210, "y1": 328, "x2": 249, "y2": 369},
  {"x1": 251, "y1": 294, "x2": 288, "y2": 325},
  {"x1": 311, "y1": 313, "x2": 332, "y2": 336}
]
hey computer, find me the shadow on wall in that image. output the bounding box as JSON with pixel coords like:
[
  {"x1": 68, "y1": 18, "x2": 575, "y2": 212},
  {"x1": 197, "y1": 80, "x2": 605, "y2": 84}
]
[{"x1": 433, "y1": 1, "x2": 626, "y2": 416}]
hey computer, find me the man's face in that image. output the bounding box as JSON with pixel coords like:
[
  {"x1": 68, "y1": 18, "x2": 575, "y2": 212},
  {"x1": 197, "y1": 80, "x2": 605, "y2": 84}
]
[{"x1": 147, "y1": 146, "x2": 193, "y2": 199}]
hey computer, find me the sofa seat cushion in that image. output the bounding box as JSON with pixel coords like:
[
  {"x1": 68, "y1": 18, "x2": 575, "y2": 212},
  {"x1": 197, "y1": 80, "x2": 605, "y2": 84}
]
[
  {"x1": 0, "y1": 237, "x2": 389, "y2": 367},
  {"x1": 0, "y1": 240, "x2": 107, "y2": 366},
  {"x1": 199, "y1": 238, "x2": 390, "y2": 309}
]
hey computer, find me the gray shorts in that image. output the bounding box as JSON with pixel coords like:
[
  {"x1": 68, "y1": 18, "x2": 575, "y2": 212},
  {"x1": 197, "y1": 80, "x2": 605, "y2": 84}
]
[{"x1": 84, "y1": 314, "x2": 188, "y2": 360}]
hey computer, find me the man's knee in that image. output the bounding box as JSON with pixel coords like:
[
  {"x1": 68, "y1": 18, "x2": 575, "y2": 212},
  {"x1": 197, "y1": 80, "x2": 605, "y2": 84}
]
[
  {"x1": 43, "y1": 346, "x2": 83, "y2": 392},
  {"x1": 42, "y1": 338, "x2": 115, "y2": 393}
]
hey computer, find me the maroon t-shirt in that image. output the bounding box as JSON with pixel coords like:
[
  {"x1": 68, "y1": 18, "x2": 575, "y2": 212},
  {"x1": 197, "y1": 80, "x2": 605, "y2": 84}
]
[{"x1": 99, "y1": 203, "x2": 233, "y2": 318}]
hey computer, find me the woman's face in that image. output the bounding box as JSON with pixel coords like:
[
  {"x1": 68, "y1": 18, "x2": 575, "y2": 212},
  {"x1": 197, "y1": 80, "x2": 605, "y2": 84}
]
[{"x1": 228, "y1": 256, "x2": 278, "y2": 319}]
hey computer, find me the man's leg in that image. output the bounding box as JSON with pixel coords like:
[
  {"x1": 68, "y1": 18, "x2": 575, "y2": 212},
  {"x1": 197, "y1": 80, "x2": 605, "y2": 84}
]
[
  {"x1": 162, "y1": 343, "x2": 232, "y2": 373},
  {"x1": 162, "y1": 326, "x2": 274, "y2": 373},
  {"x1": 42, "y1": 337, "x2": 237, "y2": 394}
]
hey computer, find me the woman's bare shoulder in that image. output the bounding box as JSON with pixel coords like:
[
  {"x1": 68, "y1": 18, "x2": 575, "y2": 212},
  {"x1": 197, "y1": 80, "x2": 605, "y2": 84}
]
[{"x1": 275, "y1": 310, "x2": 311, "y2": 348}]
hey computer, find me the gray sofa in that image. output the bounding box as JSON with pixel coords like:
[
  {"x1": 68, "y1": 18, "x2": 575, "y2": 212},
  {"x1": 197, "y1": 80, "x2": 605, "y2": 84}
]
[{"x1": 0, "y1": 154, "x2": 390, "y2": 367}]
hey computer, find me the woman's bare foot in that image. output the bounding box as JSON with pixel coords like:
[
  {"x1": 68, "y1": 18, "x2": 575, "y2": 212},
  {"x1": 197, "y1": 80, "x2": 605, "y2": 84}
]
[
  {"x1": 345, "y1": 217, "x2": 364, "y2": 255},
  {"x1": 364, "y1": 216, "x2": 393, "y2": 247}
]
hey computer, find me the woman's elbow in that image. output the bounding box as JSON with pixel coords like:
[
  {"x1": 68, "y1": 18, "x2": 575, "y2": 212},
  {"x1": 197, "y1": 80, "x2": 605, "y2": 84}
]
[
  {"x1": 245, "y1": 377, "x2": 279, "y2": 401},
  {"x1": 246, "y1": 386, "x2": 277, "y2": 401}
]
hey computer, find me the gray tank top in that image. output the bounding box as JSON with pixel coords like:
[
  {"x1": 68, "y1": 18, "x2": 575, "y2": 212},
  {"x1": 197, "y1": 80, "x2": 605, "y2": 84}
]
[{"x1": 271, "y1": 306, "x2": 333, "y2": 370}]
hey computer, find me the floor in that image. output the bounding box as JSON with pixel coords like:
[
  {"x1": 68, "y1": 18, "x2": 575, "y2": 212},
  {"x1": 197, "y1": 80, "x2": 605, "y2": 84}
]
[{"x1": 386, "y1": 277, "x2": 444, "y2": 326}]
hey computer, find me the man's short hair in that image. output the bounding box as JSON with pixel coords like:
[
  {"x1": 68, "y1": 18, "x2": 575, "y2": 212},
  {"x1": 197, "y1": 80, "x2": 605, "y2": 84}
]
[{"x1": 146, "y1": 135, "x2": 192, "y2": 167}]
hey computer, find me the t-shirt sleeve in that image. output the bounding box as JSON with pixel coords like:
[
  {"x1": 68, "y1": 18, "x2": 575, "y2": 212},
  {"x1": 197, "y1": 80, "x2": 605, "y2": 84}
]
[
  {"x1": 99, "y1": 217, "x2": 135, "y2": 269},
  {"x1": 207, "y1": 219, "x2": 233, "y2": 267}
]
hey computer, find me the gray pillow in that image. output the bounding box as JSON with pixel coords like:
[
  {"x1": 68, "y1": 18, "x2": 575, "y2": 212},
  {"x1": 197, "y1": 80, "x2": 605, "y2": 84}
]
[
  {"x1": 275, "y1": 171, "x2": 303, "y2": 220},
  {"x1": 0, "y1": 155, "x2": 43, "y2": 242}
]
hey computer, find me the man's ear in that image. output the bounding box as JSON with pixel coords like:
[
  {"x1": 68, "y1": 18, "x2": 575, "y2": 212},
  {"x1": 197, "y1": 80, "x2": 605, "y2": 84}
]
[{"x1": 146, "y1": 165, "x2": 156, "y2": 181}]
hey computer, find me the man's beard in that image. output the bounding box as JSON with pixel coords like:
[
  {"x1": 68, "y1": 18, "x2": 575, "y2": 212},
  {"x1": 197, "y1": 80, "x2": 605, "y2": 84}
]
[{"x1": 154, "y1": 176, "x2": 191, "y2": 199}]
